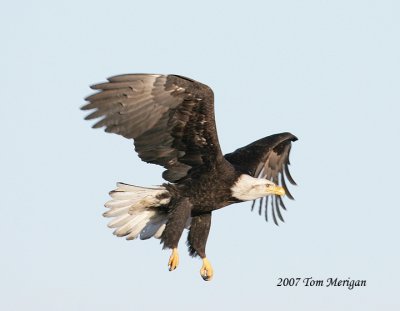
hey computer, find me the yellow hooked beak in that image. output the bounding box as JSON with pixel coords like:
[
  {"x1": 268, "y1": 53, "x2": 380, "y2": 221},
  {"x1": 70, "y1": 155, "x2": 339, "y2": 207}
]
[{"x1": 271, "y1": 185, "x2": 285, "y2": 196}]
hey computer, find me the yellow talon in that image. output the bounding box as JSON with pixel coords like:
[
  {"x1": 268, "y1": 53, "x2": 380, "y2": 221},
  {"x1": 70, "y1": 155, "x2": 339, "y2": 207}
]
[
  {"x1": 168, "y1": 248, "x2": 179, "y2": 271},
  {"x1": 200, "y1": 257, "x2": 214, "y2": 281}
]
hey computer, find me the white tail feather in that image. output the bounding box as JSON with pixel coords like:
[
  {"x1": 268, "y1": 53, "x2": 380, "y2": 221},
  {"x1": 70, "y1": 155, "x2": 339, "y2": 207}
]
[
  {"x1": 140, "y1": 218, "x2": 165, "y2": 240},
  {"x1": 104, "y1": 182, "x2": 171, "y2": 240}
]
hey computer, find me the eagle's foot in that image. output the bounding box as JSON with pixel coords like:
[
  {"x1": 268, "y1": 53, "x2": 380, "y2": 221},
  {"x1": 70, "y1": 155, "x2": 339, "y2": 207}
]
[
  {"x1": 168, "y1": 248, "x2": 179, "y2": 271},
  {"x1": 200, "y1": 257, "x2": 214, "y2": 281}
]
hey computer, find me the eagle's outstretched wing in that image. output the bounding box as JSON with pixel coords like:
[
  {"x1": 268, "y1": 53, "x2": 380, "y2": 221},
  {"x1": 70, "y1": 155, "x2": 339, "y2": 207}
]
[
  {"x1": 82, "y1": 74, "x2": 223, "y2": 182},
  {"x1": 224, "y1": 132, "x2": 297, "y2": 225}
]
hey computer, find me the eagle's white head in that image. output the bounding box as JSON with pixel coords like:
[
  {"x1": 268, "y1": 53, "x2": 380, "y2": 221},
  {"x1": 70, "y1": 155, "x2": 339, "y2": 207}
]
[{"x1": 231, "y1": 174, "x2": 285, "y2": 201}]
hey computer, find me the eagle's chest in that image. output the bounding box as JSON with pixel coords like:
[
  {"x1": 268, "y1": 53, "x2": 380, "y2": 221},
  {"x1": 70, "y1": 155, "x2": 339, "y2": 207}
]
[{"x1": 185, "y1": 168, "x2": 239, "y2": 213}]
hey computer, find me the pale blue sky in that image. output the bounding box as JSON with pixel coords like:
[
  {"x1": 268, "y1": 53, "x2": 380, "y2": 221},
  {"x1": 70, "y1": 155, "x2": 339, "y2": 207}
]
[{"x1": 1, "y1": 0, "x2": 399, "y2": 310}]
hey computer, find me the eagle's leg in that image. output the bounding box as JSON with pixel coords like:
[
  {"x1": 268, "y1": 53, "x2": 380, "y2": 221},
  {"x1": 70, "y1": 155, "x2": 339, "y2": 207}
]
[
  {"x1": 187, "y1": 212, "x2": 214, "y2": 281},
  {"x1": 161, "y1": 198, "x2": 191, "y2": 272},
  {"x1": 168, "y1": 248, "x2": 179, "y2": 271}
]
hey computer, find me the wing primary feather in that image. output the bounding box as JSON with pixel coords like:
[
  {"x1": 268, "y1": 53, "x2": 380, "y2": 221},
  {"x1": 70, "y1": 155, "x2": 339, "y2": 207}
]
[
  {"x1": 280, "y1": 172, "x2": 294, "y2": 200},
  {"x1": 278, "y1": 196, "x2": 287, "y2": 211},
  {"x1": 264, "y1": 196, "x2": 269, "y2": 221},
  {"x1": 90, "y1": 81, "x2": 138, "y2": 90},
  {"x1": 92, "y1": 117, "x2": 108, "y2": 129},
  {"x1": 251, "y1": 200, "x2": 256, "y2": 211},
  {"x1": 107, "y1": 74, "x2": 160, "y2": 82},
  {"x1": 275, "y1": 196, "x2": 285, "y2": 222},
  {"x1": 284, "y1": 163, "x2": 297, "y2": 185},
  {"x1": 258, "y1": 197, "x2": 263, "y2": 215},
  {"x1": 271, "y1": 197, "x2": 278, "y2": 225},
  {"x1": 85, "y1": 89, "x2": 130, "y2": 102}
]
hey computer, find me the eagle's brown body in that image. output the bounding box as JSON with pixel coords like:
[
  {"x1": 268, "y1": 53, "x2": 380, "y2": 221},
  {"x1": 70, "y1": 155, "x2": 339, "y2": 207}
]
[{"x1": 161, "y1": 158, "x2": 241, "y2": 258}]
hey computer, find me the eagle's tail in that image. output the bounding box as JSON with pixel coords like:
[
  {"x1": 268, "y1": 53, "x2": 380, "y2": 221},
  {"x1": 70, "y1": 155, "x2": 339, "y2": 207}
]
[{"x1": 103, "y1": 182, "x2": 171, "y2": 240}]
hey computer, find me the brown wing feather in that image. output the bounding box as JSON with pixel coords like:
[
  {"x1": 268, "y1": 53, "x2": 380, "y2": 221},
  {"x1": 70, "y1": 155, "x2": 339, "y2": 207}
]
[
  {"x1": 224, "y1": 132, "x2": 297, "y2": 224},
  {"x1": 82, "y1": 74, "x2": 223, "y2": 182}
]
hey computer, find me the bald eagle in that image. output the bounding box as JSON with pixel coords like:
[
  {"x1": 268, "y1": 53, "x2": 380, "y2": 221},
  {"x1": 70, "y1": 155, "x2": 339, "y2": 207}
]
[{"x1": 82, "y1": 74, "x2": 297, "y2": 281}]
